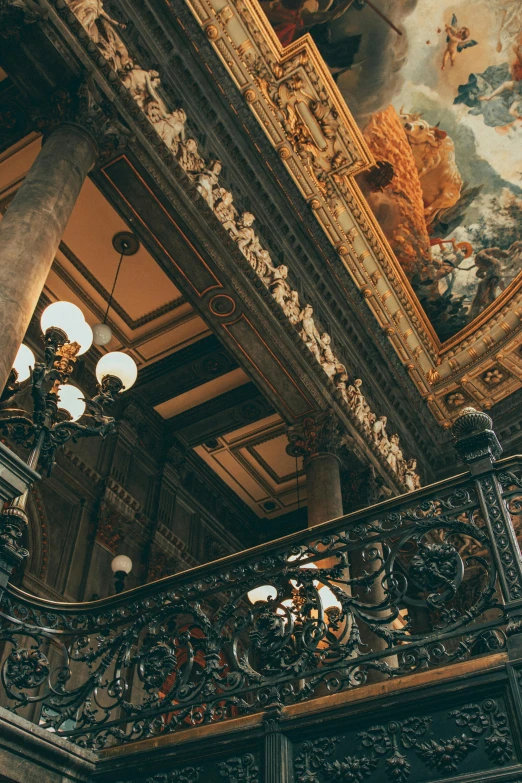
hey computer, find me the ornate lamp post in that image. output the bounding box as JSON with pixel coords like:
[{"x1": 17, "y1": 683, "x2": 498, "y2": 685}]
[{"x1": 0, "y1": 300, "x2": 138, "y2": 590}]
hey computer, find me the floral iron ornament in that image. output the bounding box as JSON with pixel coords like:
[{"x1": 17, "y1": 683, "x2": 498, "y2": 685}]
[
  {"x1": 0, "y1": 407, "x2": 517, "y2": 749},
  {"x1": 293, "y1": 700, "x2": 513, "y2": 782}
]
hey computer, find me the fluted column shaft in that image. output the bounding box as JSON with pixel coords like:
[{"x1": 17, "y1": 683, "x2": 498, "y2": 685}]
[{"x1": 0, "y1": 124, "x2": 97, "y2": 391}]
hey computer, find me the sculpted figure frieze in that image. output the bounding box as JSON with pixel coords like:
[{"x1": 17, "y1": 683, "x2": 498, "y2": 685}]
[
  {"x1": 196, "y1": 160, "x2": 222, "y2": 209},
  {"x1": 121, "y1": 66, "x2": 162, "y2": 110},
  {"x1": 68, "y1": 0, "x2": 131, "y2": 72},
  {"x1": 145, "y1": 101, "x2": 187, "y2": 155},
  {"x1": 177, "y1": 137, "x2": 205, "y2": 175},
  {"x1": 63, "y1": 0, "x2": 421, "y2": 492},
  {"x1": 213, "y1": 188, "x2": 238, "y2": 231}
]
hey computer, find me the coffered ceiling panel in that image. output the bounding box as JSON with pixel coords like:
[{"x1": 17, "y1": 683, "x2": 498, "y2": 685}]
[
  {"x1": 60, "y1": 177, "x2": 183, "y2": 321},
  {"x1": 195, "y1": 414, "x2": 306, "y2": 518},
  {"x1": 155, "y1": 367, "x2": 250, "y2": 419}
]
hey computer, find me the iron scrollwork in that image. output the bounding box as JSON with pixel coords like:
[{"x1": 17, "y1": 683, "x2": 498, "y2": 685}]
[{"x1": 0, "y1": 459, "x2": 512, "y2": 748}]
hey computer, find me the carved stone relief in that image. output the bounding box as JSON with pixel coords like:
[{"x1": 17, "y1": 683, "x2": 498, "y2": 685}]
[{"x1": 62, "y1": 0, "x2": 420, "y2": 489}]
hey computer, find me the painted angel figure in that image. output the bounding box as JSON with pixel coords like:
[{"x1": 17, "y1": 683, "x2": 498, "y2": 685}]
[
  {"x1": 455, "y1": 33, "x2": 522, "y2": 132},
  {"x1": 442, "y1": 14, "x2": 477, "y2": 70}
]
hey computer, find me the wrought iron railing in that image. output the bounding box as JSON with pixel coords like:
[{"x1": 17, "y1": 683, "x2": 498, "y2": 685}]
[{"x1": 1, "y1": 408, "x2": 522, "y2": 749}]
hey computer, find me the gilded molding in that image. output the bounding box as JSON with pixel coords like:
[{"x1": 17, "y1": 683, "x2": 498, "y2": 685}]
[{"x1": 182, "y1": 0, "x2": 522, "y2": 421}]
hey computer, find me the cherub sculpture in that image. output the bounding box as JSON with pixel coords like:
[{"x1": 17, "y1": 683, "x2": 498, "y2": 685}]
[
  {"x1": 298, "y1": 304, "x2": 321, "y2": 362},
  {"x1": 267, "y1": 264, "x2": 291, "y2": 304},
  {"x1": 372, "y1": 415, "x2": 389, "y2": 457},
  {"x1": 195, "y1": 160, "x2": 222, "y2": 209},
  {"x1": 283, "y1": 289, "x2": 301, "y2": 324},
  {"x1": 403, "y1": 459, "x2": 421, "y2": 491},
  {"x1": 255, "y1": 248, "x2": 274, "y2": 280},
  {"x1": 69, "y1": 0, "x2": 125, "y2": 42},
  {"x1": 234, "y1": 212, "x2": 257, "y2": 260},
  {"x1": 319, "y1": 332, "x2": 339, "y2": 378},
  {"x1": 177, "y1": 138, "x2": 205, "y2": 175},
  {"x1": 122, "y1": 66, "x2": 162, "y2": 110},
  {"x1": 213, "y1": 189, "x2": 238, "y2": 232},
  {"x1": 386, "y1": 433, "x2": 403, "y2": 473}
]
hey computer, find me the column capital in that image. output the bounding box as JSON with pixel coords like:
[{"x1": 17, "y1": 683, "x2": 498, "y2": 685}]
[
  {"x1": 33, "y1": 81, "x2": 132, "y2": 164},
  {"x1": 286, "y1": 410, "x2": 342, "y2": 464}
]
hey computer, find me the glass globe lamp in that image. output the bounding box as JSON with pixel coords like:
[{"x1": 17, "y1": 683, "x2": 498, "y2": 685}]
[
  {"x1": 74, "y1": 320, "x2": 94, "y2": 356},
  {"x1": 111, "y1": 554, "x2": 133, "y2": 575},
  {"x1": 12, "y1": 344, "x2": 35, "y2": 382},
  {"x1": 92, "y1": 323, "x2": 113, "y2": 346},
  {"x1": 111, "y1": 554, "x2": 133, "y2": 593},
  {"x1": 96, "y1": 351, "x2": 138, "y2": 391},
  {"x1": 41, "y1": 302, "x2": 86, "y2": 343},
  {"x1": 57, "y1": 384, "x2": 86, "y2": 422},
  {"x1": 247, "y1": 584, "x2": 277, "y2": 604}
]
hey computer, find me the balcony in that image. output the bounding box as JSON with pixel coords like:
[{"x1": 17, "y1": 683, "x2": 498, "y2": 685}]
[{"x1": 1, "y1": 407, "x2": 522, "y2": 783}]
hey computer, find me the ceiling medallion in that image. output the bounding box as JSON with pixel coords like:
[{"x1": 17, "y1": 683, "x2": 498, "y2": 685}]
[
  {"x1": 112, "y1": 231, "x2": 140, "y2": 256},
  {"x1": 209, "y1": 294, "x2": 236, "y2": 317}
]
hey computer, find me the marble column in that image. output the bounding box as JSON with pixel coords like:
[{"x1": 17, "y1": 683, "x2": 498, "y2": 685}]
[
  {"x1": 287, "y1": 412, "x2": 396, "y2": 678},
  {"x1": 287, "y1": 411, "x2": 343, "y2": 528},
  {"x1": 0, "y1": 123, "x2": 97, "y2": 392}
]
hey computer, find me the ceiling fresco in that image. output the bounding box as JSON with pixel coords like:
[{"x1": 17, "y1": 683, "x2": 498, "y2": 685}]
[{"x1": 260, "y1": 0, "x2": 522, "y2": 343}]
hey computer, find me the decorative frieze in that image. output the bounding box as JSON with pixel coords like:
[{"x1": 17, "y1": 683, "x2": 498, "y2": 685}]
[
  {"x1": 61, "y1": 0, "x2": 421, "y2": 489},
  {"x1": 219, "y1": 754, "x2": 260, "y2": 783}
]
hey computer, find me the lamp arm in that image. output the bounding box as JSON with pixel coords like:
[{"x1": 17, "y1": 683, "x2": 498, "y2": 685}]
[
  {"x1": 0, "y1": 370, "x2": 22, "y2": 404},
  {"x1": 40, "y1": 417, "x2": 116, "y2": 473},
  {"x1": 0, "y1": 415, "x2": 37, "y2": 449}
]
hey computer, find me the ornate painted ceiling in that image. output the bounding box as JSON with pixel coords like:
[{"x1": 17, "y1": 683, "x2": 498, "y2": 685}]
[{"x1": 182, "y1": 0, "x2": 522, "y2": 427}]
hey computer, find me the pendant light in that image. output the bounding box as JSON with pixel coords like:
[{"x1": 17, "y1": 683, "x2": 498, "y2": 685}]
[{"x1": 92, "y1": 231, "x2": 140, "y2": 346}]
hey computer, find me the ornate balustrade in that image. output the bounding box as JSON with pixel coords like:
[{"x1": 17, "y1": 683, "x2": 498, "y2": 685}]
[{"x1": 1, "y1": 408, "x2": 521, "y2": 750}]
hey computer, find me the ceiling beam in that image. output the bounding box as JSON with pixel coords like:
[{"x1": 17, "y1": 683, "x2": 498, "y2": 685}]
[{"x1": 166, "y1": 382, "x2": 275, "y2": 448}]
